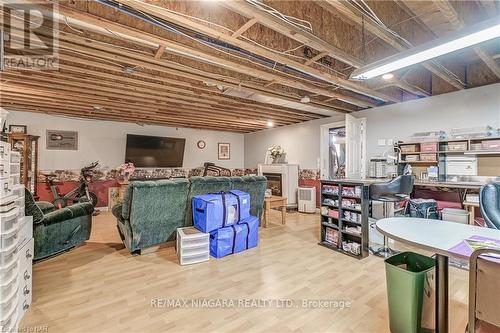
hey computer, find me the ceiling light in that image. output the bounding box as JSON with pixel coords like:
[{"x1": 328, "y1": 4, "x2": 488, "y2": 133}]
[
  {"x1": 266, "y1": 120, "x2": 274, "y2": 127},
  {"x1": 350, "y1": 16, "x2": 500, "y2": 80},
  {"x1": 382, "y1": 73, "x2": 394, "y2": 80},
  {"x1": 300, "y1": 96, "x2": 311, "y2": 103}
]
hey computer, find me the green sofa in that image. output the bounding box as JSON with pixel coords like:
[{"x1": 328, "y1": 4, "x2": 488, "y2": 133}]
[
  {"x1": 25, "y1": 189, "x2": 93, "y2": 261},
  {"x1": 113, "y1": 176, "x2": 267, "y2": 254}
]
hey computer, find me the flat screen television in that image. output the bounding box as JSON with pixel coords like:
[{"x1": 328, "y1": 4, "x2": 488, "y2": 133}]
[{"x1": 125, "y1": 134, "x2": 186, "y2": 168}]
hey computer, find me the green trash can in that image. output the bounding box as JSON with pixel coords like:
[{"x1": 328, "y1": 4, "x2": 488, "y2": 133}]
[{"x1": 385, "y1": 252, "x2": 435, "y2": 333}]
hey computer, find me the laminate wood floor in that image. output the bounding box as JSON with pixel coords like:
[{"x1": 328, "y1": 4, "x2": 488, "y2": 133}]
[{"x1": 21, "y1": 210, "x2": 468, "y2": 333}]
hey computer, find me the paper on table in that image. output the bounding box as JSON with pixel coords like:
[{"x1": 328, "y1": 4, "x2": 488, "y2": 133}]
[{"x1": 448, "y1": 235, "x2": 500, "y2": 260}]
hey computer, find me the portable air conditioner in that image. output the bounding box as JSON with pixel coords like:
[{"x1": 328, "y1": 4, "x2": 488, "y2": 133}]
[{"x1": 298, "y1": 186, "x2": 316, "y2": 213}]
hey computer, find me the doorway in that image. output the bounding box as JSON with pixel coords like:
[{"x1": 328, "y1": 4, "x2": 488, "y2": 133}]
[{"x1": 320, "y1": 115, "x2": 366, "y2": 180}]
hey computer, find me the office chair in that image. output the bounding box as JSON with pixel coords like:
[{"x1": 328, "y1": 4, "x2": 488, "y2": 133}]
[
  {"x1": 369, "y1": 175, "x2": 414, "y2": 257},
  {"x1": 467, "y1": 248, "x2": 500, "y2": 333},
  {"x1": 479, "y1": 183, "x2": 500, "y2": 230}
]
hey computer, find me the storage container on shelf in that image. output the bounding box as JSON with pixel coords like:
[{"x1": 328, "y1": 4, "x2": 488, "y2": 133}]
[
  {"x1": 16, "y1": 217, "x2": 33, "y2": 251},
  {"x1": 0, "y1": 141, "x2": 9, "y2": 161},
  {"x1": 0, "y1": 178, "x2": 13, "y2": 197},
  {"x1": 445, "y1": 141, "x2": 468, "y2": 151},
  {"x1": 0, "y1": 196, "x2": 16, "y2": 214},
  {"x1": 0, "y1": 239, "x2": 20, "y2": 269},
  {"x1": 420, "y1": 143, "x2": 437, "y2": 152},
  {"x1": 14, "y1": 196, "x2": 24, "y2": 217},
  {"x1": 0, "y1": 257, "x2": 19, "y2": 283},
  {"x1": 9, "y1": 174, "x2": 20, "y2": 186},
  {"x1": 0, "y1": 284, "x2": 19, "y2": 323},
  {"x1": 0, "y1": 207, "x2": 19, "y2": 235},
  {"x1": 1, "y1": 228, "x2": 20, "y2": 252},
  {"x1": 482, "y1": 139, "x2": 500, "y2": 151},
  {"x1": 9, "y1": 163, "x2": 20, "y2": 177},
  {"x1": 12, "y1": 185, "x2": 24, "y2": 200},
  {"x1": 400, "y1": 144, "x2": 418, "y2": 153},
  {"x1": 9, "y1": 152, "x2": 20, "y2": 164},
  {"x1": 420, "y1": 153, "x2": 437, "y2": 162},
  {"x1": 0, "y1": 159, "x2": 10, "y2": 179}
]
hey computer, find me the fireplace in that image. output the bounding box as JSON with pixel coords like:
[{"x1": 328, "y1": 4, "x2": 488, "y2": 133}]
[
  {"x1": 258, "y1": 163, "x2": 299, "y2": 208},
  {"x1": 263, "y1": 173, "x2": 282, "y2": 196}
]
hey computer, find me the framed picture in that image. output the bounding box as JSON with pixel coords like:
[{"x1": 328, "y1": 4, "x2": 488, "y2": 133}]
[
  {"x1": 218, "y1": 142, "x2": 230, "y2": 160},
  {"x1": 46, "y1": 130, "x2": 78, "y2": 150},
  {"x1": 9, "y1": 125, "x2": 27, "y2": 134}
]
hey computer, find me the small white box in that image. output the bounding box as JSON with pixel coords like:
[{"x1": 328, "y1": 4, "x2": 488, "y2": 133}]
[
  {"x1": 0, "y1": 142, "x2": 10, "y2": 161},
  {"x1": 176, "y1": 227, "x2": 209, "y2": 266},
  {"x1": 0, "y1": 178, "x2": 13, "y2": 197}
]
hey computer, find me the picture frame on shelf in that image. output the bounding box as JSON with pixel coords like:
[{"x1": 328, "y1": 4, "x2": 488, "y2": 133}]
[
  {"x1": 218, "y1": 142, "x2": 230, "y2": 160},
  {"x1": 9, "y1": 124, "x2": 27, "y2": 134}
]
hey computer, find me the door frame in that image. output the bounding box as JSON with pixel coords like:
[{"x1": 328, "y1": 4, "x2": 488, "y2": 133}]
[{"x1": 319, "y1": 120, "x2": 345, "y2": 179}]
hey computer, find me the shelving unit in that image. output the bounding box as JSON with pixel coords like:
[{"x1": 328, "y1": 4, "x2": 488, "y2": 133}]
[
  {"x1": 7, "y1": 134, "x2": 39, "y2": 199},
  {"x1": 319, "y1": 180, "x2": 369, "y2": 259}
]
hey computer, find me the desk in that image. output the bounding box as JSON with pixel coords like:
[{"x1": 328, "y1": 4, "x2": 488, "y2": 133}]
[
  {"x1": 377, "y1": 217, "x2": 500, "y2": 333},
  {"x1": 263, "y1": 196, "x2": 287, "y2": 228}
]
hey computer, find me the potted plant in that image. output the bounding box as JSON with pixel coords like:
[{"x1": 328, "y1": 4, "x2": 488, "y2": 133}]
[{"x1": 268, "y1": 145, "x2": 286, "y2": 164}]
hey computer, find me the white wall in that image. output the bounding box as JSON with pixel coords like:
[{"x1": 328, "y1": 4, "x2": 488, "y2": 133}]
[
  {"x1": 5, "y1": 111, "x2": 245, "y2": 170},
  {"x1": 244, "y1": 83, "x2": 500, "y2": 169}
]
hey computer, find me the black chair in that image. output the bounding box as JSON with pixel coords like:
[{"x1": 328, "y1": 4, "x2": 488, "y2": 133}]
[
  {"x1": 479, "y1": 182, "x2": 500, "y2": 230},
  {"x1": 369, "y1": 175, "x2": 415, "y2": 257}
]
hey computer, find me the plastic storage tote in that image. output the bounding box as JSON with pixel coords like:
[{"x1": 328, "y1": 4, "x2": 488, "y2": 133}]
[
  {"x1": 385, "y1": 252, "x2": 435, "y2": 333},
  {"x1": 209, "y1": 215, "x2": 259, "y2": 258},
  {"x1": 193, "y1": 190, "x2": 250, "y2": 233},
  {"x1": 441, "y1": 208, "x2": 469, "y2": 224}
]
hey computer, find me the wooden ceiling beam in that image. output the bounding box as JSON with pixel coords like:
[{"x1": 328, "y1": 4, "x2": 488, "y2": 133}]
[
  {"x1": 431, "y1": 0, "x2": 500, "y2": 79},
  {"x1": 53, "y1": 4, "x2": 376, "y2": 108},
  {"x1": 232, "y1": 17, "x2": 258, "y2": 38},
  {"x1": 3, "y1": 104, "x2": 250, "y2": 133},
  {"x1": 11, "y1": 24, "x2": 348, "y2": 115},
  {"x1": 304, "y1": 51, "x2": 330, "y2": 66},
  {"x1": 1, "y1": 72, "x2": 303, "y2": 127},
  {"x1": 117, "y1": 0, "x2": 396, "y2": 104},
  {"x1": 0, "y1": 94, "x2": 272, "y2": 130},
  {"x1": 318, "y1": 0, "x2": 465, "y2": 90}
]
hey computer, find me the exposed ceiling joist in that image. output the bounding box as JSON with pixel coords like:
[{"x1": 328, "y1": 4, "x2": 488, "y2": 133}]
[
  {"x1": 318, "y1": 0, "x2": 465, "y2": 90},
  {"x1": 431, "y1": 0, "x2": 500, "y2": 79},
  {"x1": 111, "y1": 0, "x2": 392, "y2": 105}
]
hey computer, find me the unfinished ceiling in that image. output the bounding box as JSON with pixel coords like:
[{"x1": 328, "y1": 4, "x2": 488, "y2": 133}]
[{"x1": 1, "y1": 0, "x2": 499, "y2": 132}]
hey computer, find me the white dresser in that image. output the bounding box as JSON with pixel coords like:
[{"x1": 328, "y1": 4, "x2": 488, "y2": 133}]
[{"x1": 0, "y1": 142, "x2": 33, "y2": 332}]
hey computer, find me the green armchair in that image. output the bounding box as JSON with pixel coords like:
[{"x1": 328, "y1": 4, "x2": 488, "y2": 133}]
[{"x1": 25, "y1": 189, "x2": 93, "y2": 261}]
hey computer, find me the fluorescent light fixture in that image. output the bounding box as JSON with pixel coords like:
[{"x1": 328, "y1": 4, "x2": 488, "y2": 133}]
[
  {"x1": 351, "y1": 16, "x2": 500, "y2": 80},
  {"x1": 266, "y1": 120, "x2": 274, "y2": 127},
  {"x1": 382, "y1": 73, "x2": 394, "y2": 80}
]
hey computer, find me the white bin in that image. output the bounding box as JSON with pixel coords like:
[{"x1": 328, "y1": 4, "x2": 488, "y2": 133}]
[
  {"x1": 176, "y1": 227, "x2": 209, "y2": 265},
  {"x1": 442, "y1": 208, "x2": 469, "y2": 224}
]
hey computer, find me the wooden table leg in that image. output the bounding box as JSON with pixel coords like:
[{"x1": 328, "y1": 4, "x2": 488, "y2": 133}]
[
  {"x1": 469, "y1": 206, "x2": 475, "y2": 225},
  {"x1": 281, "y1": 205, "x2": 286, "y2": 225}
]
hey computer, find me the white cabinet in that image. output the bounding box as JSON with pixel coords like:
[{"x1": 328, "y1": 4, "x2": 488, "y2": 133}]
[
  {"x1": 258, "y1": 164, "x2": 299, "y2": 207},
  {"x1": 0, "y1": 145, "x2": 32, "y2": 333}
]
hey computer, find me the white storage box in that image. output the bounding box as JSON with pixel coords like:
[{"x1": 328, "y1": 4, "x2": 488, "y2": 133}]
[
  {"x1": 0, "y1": 241, "x2": 19, "y2": 268},
  {"x1": 12, "y1": 185, "x2": 24, "y2": 200},
  {"x1": 176, "y1": 227, "x2": 209, "y2": 265},
  {"x1": 9, "y1": 163, "x2": 20, "y2": 176},
  {"x1": 0, "y1": 178, "x2": 13, "y2": 197},
  {"x1": 0, "y1": 283, "x2": 18, "y2": 323},
  {"x1": 9, "y1": 174, "x2": 19, "y2": 186},
  {"x1": 16, "y1": 217, "x2": 33, "y2": 250},
  {"x1": 442, "y1": 208, "x2": 469, "y2": 224},
  {"x1": 0, "y1": 160, "x2": 10, "y2": 179},
  {"x1": 445, "y1": 156, "x2": 477, "y2": 176},
  {"x1": 14, "y1": 197, "x2": 24, "y2": 217},
  {"x1": 0, "y1": 257, "x2": 18, "y2": 283},
  {"x1": 0, "y1": 230, "x2": 19, "y2": 252},
  {"x1": 0, "y1": 196, "x2": 16, "y2": 214},
  {"x1": 0, "y1": 142, "x2": 9, "y2": 161},
  {"x1": 0, "y1": 208, "x2": 19, "y2": 235},
  {"x1": 9, "y1": 152, "x2": 20, "y2": 164}
]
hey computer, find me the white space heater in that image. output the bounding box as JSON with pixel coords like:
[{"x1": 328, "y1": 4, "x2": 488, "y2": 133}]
[{"x1": 298, "y1": 187, "x2": 316, "y2": 213}]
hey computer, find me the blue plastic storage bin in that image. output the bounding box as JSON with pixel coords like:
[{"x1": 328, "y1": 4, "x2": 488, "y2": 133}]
[
  {"x1": 192, "y1": 191, "x2": 250, "y2": 233},
  {"x1": 209, "y1": 215, "x2": 259, "y2": 258}
]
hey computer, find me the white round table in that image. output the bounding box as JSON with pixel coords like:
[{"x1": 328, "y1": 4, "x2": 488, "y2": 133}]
[{"x1": 377, "y1": 217, "x2": 500, "y2": 333}]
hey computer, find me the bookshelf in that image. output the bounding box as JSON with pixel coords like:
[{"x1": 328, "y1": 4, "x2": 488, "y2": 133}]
[{"x1": 319, "y1": 180, "x2": 369, "y2": 259}]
